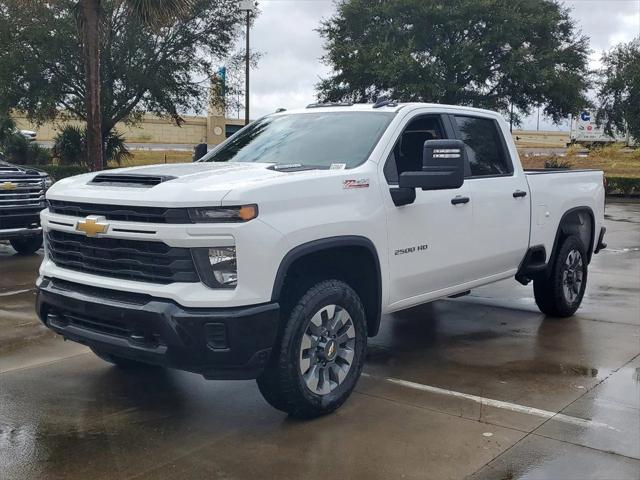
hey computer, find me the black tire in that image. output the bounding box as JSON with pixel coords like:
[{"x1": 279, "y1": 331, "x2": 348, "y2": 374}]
[
  {"x1": 90, "y1": 347, "x2": 160, "y2": 369},
  {"x1": 10, "y1": 236, "x2": 42, "y2": 255},
  {"x1": 257, "y1": 279, "x2": 367, "y2": 418},
  {"x1": 534, "y1": 235, "x2": 588, "y2": 317}
]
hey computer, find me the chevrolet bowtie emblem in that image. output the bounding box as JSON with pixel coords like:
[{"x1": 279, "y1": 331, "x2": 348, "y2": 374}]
[
  {"x1": 76, "y1": 216, "x2": 109, "y2": 237},
  {"x1": 0, "y1": 181, "x2": 17, "y2": 190}
]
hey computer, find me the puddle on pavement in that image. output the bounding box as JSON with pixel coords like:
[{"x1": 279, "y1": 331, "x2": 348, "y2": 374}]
[
  {"x1": 365, "y1": 344, "x2": 396, "y2": 366},
  {"x1": 600, "y1": 246, "x2": 640, "y2": 253}
]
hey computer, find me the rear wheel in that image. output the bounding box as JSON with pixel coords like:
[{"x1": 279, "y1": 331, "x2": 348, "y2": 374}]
[
  {"x1": 534, "y1": 235, "x2": 588, "y2": 317},
  {"x1": 257, "y1": 279, "x2": 367, "y2": 418},
  {"x1": 91, "y1": 347, "x2": 160, "y2": 369},
  {"x1": 10, "y1": 236, "x2": 42, "y2": 255}
]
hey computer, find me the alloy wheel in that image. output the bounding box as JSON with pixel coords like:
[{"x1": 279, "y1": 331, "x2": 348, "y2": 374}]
[
  {"x1": 298, "y1": 304, "x2": 356, "y2": 395},
  {"x1": 562, "y1": 248, "x2": 584, "y2": 304}
]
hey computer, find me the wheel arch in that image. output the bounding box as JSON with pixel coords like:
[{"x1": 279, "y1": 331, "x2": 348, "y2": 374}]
[
  {"x1": 548, "y1": 206, "x2": 596, "y2": 269},
  {"x1": 271, "y1": 236, "x2": 383, "y2": 337}
]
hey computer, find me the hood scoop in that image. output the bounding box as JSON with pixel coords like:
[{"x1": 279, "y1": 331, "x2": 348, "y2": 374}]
[{"x1": 89, "y1": 173, "x2": 176, "y2": 188}]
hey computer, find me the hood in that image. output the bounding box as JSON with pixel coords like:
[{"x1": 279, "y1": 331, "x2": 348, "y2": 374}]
[
  {"x1": 0, "y1": 159, "x2": 49, "y2": 178},
  {"x1": 45, "y1": 161, "x2": 301, "y2": 207}
]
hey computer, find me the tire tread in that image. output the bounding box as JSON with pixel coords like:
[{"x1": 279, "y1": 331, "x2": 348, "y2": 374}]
[
  {"x1": 257, "y1": 279, "x2": 366, "y2": 418},
  {"x1": 534, "y1": 235, "x2": 587, "y2": 317}
]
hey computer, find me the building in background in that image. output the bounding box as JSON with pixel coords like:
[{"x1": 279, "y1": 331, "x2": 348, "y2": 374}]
[{"x1": 12, "y1": 109, "x2": 246, "y2": 149}]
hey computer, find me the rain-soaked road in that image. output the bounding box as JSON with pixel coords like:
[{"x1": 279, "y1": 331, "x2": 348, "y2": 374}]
[{"x1": 1, "y1": 201, "x2": 639, "y2": 480}]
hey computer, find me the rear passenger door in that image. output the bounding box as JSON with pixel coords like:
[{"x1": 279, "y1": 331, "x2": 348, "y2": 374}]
[{"x1": 450, "y1": 114, "x2": 530, "y2": 280}]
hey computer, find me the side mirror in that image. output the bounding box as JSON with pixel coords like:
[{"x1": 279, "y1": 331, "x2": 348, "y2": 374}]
[{"x1": 398, "y1": 139, "x2": 466, "y2": 191}]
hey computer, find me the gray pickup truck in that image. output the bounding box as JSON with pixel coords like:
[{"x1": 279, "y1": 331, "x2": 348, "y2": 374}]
[{"x1": 0, "y1": 158, "x2": 51, "y2": 254}]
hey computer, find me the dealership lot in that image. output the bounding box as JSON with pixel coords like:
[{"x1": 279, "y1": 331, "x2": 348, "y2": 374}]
[{"x1": 1, "y1": 201, "x2": 638, "y2": 480}]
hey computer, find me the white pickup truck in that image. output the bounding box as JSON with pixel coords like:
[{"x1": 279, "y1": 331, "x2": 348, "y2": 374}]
[{"x1": 36, "y1": 102, "x2": 607, "y2": 418}]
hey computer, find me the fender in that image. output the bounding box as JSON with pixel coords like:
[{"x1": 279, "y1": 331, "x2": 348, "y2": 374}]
[
  {"x1": 547, "y1": 206, "x2": 596, "y2": 271},
  {"x1": 270, "y1": 235, "x2": 383, "y2": 336}
]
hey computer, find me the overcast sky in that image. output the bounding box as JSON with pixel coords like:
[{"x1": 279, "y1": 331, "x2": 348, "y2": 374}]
[{"x1": 239, "y1": 0, "x2": 640, "y2": 130}]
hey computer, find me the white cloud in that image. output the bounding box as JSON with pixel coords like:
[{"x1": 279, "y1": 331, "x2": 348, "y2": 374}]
[{"x1": 242, "y1": 0, "x2": 335, "y2": 119}]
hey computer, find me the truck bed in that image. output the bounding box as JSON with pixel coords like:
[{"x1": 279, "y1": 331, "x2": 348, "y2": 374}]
[{"x1": 525, "y1": 168, "x2": 605, "y2": 257}]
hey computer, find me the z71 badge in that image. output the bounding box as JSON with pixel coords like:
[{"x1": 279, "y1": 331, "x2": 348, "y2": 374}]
[{"x1": 343, "y1": 178, "x2": 370, "y2": 189}]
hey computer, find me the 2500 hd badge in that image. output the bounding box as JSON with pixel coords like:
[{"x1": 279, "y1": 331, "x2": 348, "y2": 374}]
[{"x1": 395, "y1": 244, "x2": 429, "y2": 255}]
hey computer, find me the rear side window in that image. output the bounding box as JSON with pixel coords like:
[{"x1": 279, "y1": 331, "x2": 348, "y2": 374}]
[{"x1": 454, "y1": 116, "x2": 512, "y2": 177}]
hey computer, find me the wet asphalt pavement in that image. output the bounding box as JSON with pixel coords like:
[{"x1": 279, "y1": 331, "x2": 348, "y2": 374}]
[{"x1": 1, "y1": 201, "x2": 639, "y2": 480}]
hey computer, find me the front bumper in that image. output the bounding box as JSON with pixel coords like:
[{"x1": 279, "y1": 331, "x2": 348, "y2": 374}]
[
  {"x1": 0, "y1": 205, "x2": 43, "y2": 240},
  {"x1": 36, "y1": 277, "x2": 279, "y2": 379},
  {"x1": 0, "y1": 226, "x2": 42, "y2": 240}
]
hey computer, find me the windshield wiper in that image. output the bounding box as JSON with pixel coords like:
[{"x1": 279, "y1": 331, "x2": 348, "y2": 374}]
[{"x1": 269, "y1": 164, "x2": 328, "y2": 172}]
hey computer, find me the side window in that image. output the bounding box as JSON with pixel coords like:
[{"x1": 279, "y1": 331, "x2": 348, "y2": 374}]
[
  {"x1": 384, "y1": 115, "x2": 446, "y2": 184},
  {"x1": 454, "y1": 116, "x2": 512, "y2": 177}
]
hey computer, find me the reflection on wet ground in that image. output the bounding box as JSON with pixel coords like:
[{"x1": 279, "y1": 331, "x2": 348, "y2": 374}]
[{"x1": 1, "y1": 201, "x2": 639, "y2": 479}]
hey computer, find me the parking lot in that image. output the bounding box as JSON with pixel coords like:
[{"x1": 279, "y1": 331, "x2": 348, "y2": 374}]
[{"x1": 0, "y1": 200, "x2": 638, "y2": 480}]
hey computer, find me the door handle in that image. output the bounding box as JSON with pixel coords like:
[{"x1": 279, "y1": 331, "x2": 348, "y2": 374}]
[
  {"x1": 451, "y1": 196, "x2": 470, "y2": 205},
  {"x1": 513, "y1": 190, "x2": 527, "y2": 198}
]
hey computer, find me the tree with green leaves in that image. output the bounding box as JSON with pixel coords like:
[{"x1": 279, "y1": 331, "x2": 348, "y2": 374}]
[
  {"x1": 318, "y1": 0, "x2": 591, "y2": 126},
  {"x1": 0, "y1": 0, "x2": 244, "y2": 170},
  {"x1": 596, "y1": 38, "x2": 640, "y2": 141}
]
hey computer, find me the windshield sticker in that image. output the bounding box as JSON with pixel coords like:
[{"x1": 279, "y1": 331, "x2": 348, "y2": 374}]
[
  {"x1": 330, "y1": 163, "x2": 347, "y2": 170},
  {"x1": 343, "y1": 178, "x2": 370, "y2": 189}
]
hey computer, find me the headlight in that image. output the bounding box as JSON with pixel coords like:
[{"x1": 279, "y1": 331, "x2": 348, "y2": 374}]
[
  {"x1": 44, "y1": 176, "x2": 53, "y2": 189},
  {"x1": 192, "y1": 247, "x2": 238, "y2": 289},
  {"x1": 188, "y1": 205, "x2": 258, "y2": 223}
]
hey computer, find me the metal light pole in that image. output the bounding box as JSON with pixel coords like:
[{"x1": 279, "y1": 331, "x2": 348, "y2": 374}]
[{"x1": 239, "y1": 1, "x2": 256, "y2": 126}]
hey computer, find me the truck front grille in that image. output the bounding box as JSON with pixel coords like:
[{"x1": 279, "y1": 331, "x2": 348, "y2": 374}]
[
  {"x1": 48, "y1": 200, "x2": 191, "y2": 224},
  {"x1": 46, "y1": 230, "x2": 200, "y2": 284},
  {"x1": 0, "y1": 175, "x2": 45, "y2": 208}
]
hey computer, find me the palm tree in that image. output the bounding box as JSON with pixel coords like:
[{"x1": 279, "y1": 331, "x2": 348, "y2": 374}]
[{"x1": 79, "y1": 0, "x2": 194, "y2": 171}]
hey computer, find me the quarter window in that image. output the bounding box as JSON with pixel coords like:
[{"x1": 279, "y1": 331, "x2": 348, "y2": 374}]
[{"x1": 454, "y1": 116, "x2": 511, "y2": 177}]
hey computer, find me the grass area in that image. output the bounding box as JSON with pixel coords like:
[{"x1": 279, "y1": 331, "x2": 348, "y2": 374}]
[
  {"x1": 112, "y1": 149, "x2": 192, "y2": 168},
  {"x1": 519, "y1": 145, "x2": 640, "y2": 178}
]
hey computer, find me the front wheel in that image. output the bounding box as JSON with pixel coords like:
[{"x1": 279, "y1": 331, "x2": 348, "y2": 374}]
[
  {"x1": 10, "y1": 236, "x2": 42, "y2": 255},
  {"x1": 257, "y1": 279, "x2": 367, "y2": 418},
  {"x1": 534, "y1": 235, "x2": 588, "y2": 317}
]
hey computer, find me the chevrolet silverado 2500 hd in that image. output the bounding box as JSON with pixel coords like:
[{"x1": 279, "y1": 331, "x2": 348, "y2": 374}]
[
  {"x1": 36, "y1": 103, "x2": 606, "y2": 418},
  {"x1": 0, "y1": 158, "x2": 51, "y2": 254}
]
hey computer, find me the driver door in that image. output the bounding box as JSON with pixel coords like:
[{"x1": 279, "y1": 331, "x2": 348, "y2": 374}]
[{"x1": 383, "y1": 112, "x2": 474, "y2": 311}]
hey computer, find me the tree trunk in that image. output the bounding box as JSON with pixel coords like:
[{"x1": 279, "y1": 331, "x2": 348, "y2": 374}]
[{"x1": 82, "y1": 0, "x2": 104, "y2": 171}]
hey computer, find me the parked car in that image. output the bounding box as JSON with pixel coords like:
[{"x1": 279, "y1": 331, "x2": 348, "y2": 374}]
[
  {"x1": 0, "y1": 157, "x2": 51, "y2": 254},
  {"x1": 36, "y1": 102, "x2": 606, "y2": 417},
  {"x1": 18, "y1": 129, "x2": 37, "y2": 141}
]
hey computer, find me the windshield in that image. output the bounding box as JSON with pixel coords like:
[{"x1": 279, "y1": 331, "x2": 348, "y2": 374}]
[{"x1": 199, "y1": 111, "x2": 395, "y2": 168}]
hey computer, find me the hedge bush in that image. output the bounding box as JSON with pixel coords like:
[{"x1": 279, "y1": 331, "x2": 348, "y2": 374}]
[
  {"x1": 1, "y1": 131, "x2": 52, "y2": 165},
  {"x1": 38, "y1": 164, "x2": 90, "y2": 180},
  {"x1": 52, "y1": 125, "x2": 131, "y2": 167},
  {"x1": 544, "y1": 156, "x2": 571, "y2": 169},
  {"x1": 606, "y1": 176, "x2": 640, "y2": 196}
]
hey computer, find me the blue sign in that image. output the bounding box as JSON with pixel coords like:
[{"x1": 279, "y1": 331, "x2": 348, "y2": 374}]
[{"x1": 580, "y1": 111, "x2": 591, "y2": 122}]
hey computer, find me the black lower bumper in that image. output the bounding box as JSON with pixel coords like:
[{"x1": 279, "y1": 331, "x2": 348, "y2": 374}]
[
  {"x1": 0, "y1": 205, "x2": 43, "y2": 240},
  {"x1": 36, "y1": 277, "x2": 279, "y2": 379},
  {"x1": 0, "y1": 226, "x2": 42, "y2": 240}
]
